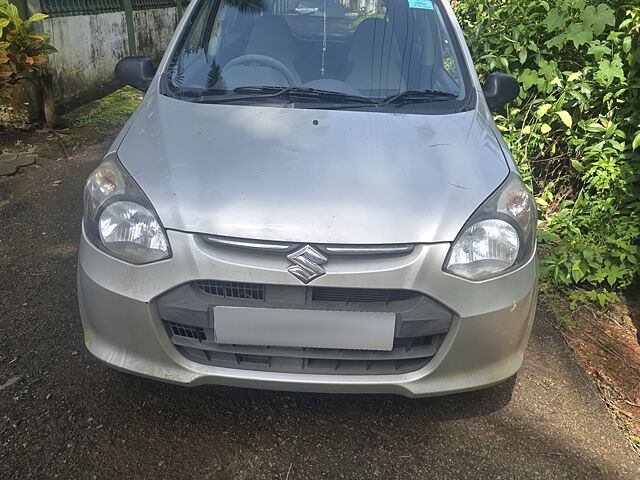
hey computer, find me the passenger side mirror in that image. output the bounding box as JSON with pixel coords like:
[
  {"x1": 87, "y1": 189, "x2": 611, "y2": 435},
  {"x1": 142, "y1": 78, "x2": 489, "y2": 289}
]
[
  {"x1": 115, "y1": 56, "x2": 156, "y2": 92},
  {"x1": 482, "y1": 73, "x2": 520, "y2": 110}
]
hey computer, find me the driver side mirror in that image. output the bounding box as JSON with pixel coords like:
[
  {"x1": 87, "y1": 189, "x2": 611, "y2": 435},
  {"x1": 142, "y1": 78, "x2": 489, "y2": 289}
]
[
  {"x1": 115, "y1": 56, "x2": 156, "y2": 92},
  {"x1": 482, "y1": 73, "x2": 520, "y2": 110}
]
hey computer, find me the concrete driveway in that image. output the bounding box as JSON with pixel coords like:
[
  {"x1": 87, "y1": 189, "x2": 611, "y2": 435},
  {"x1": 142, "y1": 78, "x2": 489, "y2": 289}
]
[{"x1": 1, "y1": 142, "x2": 638, "y2": 479}]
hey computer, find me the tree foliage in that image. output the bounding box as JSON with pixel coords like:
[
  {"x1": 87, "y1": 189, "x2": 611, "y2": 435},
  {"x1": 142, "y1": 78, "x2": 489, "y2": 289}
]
[
  {"x1": 0, "y1": 0, "x2": 56, "y2": 99},
  {"x1": 456, "y1": 0, "x2": 640, "y2": 290}
]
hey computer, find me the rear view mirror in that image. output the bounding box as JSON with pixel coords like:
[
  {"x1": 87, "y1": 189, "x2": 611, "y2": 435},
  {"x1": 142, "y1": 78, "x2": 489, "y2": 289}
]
[
  {"x1": 483, "y1": 73, "x2": 520, "y2": 110},
  {"x1": 115, "y1": 56, "x2": 156, "y2": 92}
]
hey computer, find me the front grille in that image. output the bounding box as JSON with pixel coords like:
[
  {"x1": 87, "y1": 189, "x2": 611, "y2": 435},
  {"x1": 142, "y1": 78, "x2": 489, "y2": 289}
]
[
  {"x1": 237, "y1": 354, "x2": 270, "y2": 365},
  {"x1": 312, "y1": 287, "x2": 416, "y2": 304},
  {"x1": 169, "y1": 322, "x2": 206, "y2": 341},
  {"x1": 158, "y1": 282, "x2": 454, "y2": 375},
  {"x1": 195, "y1": 280, "x2": 265, "y2": 300},
  {"x1": 167, "y1": 329, "x2": 444, "y2": 374},
  {"x1": 393, "y1": 336, "x2": 431, "y2": 349},
  {"x1": 196, "y1": 281, "x2": 416, "y2": 304}
]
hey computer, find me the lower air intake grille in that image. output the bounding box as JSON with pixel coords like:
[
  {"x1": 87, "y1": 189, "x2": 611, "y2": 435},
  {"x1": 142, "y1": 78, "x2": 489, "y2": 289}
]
[
  {"x1": 195, "y1": 280, "x2": 265, "y2": 300},
  {"x1": 158, "y1": 282, "x2": 454, "y2": 375},
  {"x1": 312, "y1": 287, "x2": 416, "y2": 303},
  {"x1": 169, "y1": 322, "x2": 206, "y2": 341}
]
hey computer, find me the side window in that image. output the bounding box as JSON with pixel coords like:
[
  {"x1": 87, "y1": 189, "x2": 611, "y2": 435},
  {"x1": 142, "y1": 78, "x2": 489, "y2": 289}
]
[{"x1": 435, "y1": 9, "x2": 461, "y2": 85}]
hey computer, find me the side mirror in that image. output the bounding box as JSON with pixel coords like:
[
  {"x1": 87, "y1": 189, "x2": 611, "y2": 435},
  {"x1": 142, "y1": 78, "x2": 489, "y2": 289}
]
[
  {"x1": 115, "y1": 56, "x2": 156, "y2": 92},
  {"x1": 482, "y1": 73, "x2": 519, "y2": 110}
]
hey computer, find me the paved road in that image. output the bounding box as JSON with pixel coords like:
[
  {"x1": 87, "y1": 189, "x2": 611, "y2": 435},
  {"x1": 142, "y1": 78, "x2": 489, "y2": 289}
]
[{"x1": 1, "y1": 142, "x2": 639, "y2": 479}]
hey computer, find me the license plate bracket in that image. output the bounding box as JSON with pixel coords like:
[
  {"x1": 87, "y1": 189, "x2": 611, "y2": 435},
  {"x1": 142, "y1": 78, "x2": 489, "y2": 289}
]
[{"x1": 214, "y1": 306, "x2": 395, "y2": 351}]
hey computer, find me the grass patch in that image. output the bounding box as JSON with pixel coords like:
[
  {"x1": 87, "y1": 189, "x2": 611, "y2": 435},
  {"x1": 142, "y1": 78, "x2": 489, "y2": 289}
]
[
  {"x1": 0, "y1": 138, "x2": 36, "y2": 153},
  {"x1": 557, "y1": 315, "x2": 577, "y2": 331},
  {"x1": 542, "y1": 377, "x2": 557, "y2": 388},
  {"x1": 0, "y1": 104, "x2": 29, "y2": 127},
  {"x1": 1, "y1": 87, "x2": 143, "y2": 168},
  {"x1": 60, "y1": 87, "x2": 143, "y2": 145}
]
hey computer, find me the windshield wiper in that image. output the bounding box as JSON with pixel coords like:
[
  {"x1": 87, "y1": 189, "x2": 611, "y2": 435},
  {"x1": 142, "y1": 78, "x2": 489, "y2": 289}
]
[
  {"x1": 234, "y1": 86, "x2": 376, "y2": 104},
  {"x1": 185, "y1": 86, "x2": 376, "y2": 105},
  {"x1": 379, "y1": 90, "x2": 458, "y2": 105},
  {"x1": 169, "y1": 83, "x2": 457, "y2": 108}
]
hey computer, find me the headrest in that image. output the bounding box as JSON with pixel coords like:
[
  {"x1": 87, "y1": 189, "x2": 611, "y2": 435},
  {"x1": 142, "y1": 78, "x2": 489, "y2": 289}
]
[
  {"x1": 348, "y1": 18, "x2": 399, "y2": 62},
  {"x1": 246, "y1": 15, "x2": 297, "y2": 61}
]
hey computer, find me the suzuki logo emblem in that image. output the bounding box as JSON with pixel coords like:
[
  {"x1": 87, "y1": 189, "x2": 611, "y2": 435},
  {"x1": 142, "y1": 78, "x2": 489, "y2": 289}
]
[{"x1": 287, "y1": 245, "x2": 327, "y2": 284}]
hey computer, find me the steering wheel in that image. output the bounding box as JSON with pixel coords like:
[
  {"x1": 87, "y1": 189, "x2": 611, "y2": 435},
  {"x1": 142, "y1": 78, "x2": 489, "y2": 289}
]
[{"x1": 222, "y1": 54, "x2": 298, "y2": 86}]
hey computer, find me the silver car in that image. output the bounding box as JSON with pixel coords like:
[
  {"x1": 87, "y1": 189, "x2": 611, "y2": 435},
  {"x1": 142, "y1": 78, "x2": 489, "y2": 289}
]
[{"x1": 78, "y1": 0, "x2": 537, "y2": 397}]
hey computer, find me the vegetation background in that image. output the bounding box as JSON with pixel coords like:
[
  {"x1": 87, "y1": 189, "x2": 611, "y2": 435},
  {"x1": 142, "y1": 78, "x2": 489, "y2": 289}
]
[
  {"x1": 0, "y1": 0, "x2": 54, "y2": 125},
  {"x1": 455, "y1": 0, "x2": 639, "y2": 300}
]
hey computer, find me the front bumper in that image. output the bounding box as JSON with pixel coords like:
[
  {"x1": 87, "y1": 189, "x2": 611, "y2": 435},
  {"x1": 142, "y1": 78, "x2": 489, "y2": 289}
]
[{"x1": 77, "y1": 229, "x2": 537, "y2": 398}]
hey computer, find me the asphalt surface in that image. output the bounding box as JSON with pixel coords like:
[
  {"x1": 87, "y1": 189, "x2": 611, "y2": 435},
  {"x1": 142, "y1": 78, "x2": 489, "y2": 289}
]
[{"x1": 1, "y1": 141, "x2": 639, "y2": 479}]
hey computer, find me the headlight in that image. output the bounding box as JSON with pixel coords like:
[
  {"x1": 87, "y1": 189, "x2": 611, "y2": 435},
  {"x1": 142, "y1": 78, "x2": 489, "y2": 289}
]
[
  {"x1": 444, "y1": 173, "x2": 536, "y2": 281},
  {"x1": 83, "y1": 155, "x2": 171, "y2": 264}
]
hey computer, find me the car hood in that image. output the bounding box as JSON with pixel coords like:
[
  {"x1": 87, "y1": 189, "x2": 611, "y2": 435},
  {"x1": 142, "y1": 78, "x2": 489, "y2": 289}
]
[{"x1": 117, "y1": 94, "x2": 509, "y2": 244}]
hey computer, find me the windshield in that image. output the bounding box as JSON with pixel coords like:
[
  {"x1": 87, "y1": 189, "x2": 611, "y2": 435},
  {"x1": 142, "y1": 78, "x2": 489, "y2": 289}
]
[{"x1": 165, "y1": 0, "x2": 472, "y2": 111}]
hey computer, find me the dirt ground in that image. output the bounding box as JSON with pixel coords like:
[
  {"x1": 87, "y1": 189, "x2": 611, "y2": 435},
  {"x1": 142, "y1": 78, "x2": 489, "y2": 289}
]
[
  {"x1": 555, "y1": 289, "x2": 640, "y2": 453},
  {"x1": 1, "y1": 106, "x2": 639, "y2": 478}
]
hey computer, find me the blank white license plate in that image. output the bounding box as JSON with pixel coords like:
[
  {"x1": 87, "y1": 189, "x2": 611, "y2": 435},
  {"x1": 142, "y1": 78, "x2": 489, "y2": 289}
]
[{"x1": 214, "y1": 307, "x2": 395, "y2": 351}]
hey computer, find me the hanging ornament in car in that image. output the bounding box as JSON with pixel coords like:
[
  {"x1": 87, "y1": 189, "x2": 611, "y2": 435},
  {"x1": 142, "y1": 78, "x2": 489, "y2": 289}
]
[{"x1": 321, "y1": 0, "x2": 327, "y2": 76}]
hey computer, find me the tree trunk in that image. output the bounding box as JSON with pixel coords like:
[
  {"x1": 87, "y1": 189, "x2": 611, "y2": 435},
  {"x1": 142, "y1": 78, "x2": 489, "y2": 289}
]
[{"x1": 39, "y1": 74, "x2": 56, "y2": 128}]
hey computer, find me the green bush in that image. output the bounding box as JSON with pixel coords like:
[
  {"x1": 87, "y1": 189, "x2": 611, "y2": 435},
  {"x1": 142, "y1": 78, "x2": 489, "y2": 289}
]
[
  {"x1": 0, "y1": 0, "x2": 56, "y2": 99},
  {"x1": 455, "y1": 0, "x2": 640, "y2": 290}
]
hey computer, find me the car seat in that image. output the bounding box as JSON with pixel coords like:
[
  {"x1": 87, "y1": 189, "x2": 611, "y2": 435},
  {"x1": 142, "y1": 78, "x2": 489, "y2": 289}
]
[
  {"x1": 244, "y1": 15, "x2": 302, "y2": 85},
  {"x1": 345, "y1": 18, "x2": 406, "y2": 96}
]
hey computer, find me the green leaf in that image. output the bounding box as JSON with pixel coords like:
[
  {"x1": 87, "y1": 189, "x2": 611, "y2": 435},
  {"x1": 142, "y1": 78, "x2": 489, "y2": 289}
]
[
  {"x1": 25, "y1": 13, "x2": 48, "y2": 25},
  {"x1": 518, "y1": 49, "x2": 528, "y2": 65},
  {"x1": 541, "y1": 123, "x2": 552, "y2": 134},
  {"x1": 567, "y1": 71, "x2": 582, "y2": 82},
  {"x1": 581, "y1": 4, "x2": 616, "y2": 36},
  {"x1": 6, "y1": 3, "x2": 19, "y2": 24},
  {"x1": 546, "y1": 33, "x2": 567, "y2": 50},
  {"x1": 536, "y1": 103, "x2": 552, "y2": 117},
  {"x1": 606, "y1": 265, "x2": 621, "y2": 287},
  {"x1": 582, "y1": 249, "x2": 597, "y2": 266},
  {"x1": 565, "y1": 23, "x2": 593, "y2": 49},
  {"x1": 544, "y1": 8, "x2": 566, "y2": 32},
  {"x1": 632, "y1": 132, "x2": 640, "y2": 151},
  {"x1": 571, "y1": 265, "x2": 583, "y2": 283},
  {"x1": 619, "y1": 18, "x2": 633, "y2": 30},
  {"x1": 571, "y1": 160, "x2": 585, "y2": 172},
  {"x1": 623, "y1": 36, "x2": 632, "y2": 54},
  {"x1": 518, "y1": 69, "x2": 541, "y2": 91},
  {"x1": 587, "y1": 42, "x2": 611, "y2": 61},
  {"x1": 537, "y1": 230, "x2": 561, "y2": 244},
  {"x1": 556, "y1": 110, "x2": 573, "y2": 128},
  {"x1": 594, "y1": 58, "x2": 625, "y2": 87},
  {"x1": 538, "y1": 60, "x2": 558, "y2": 80}
]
